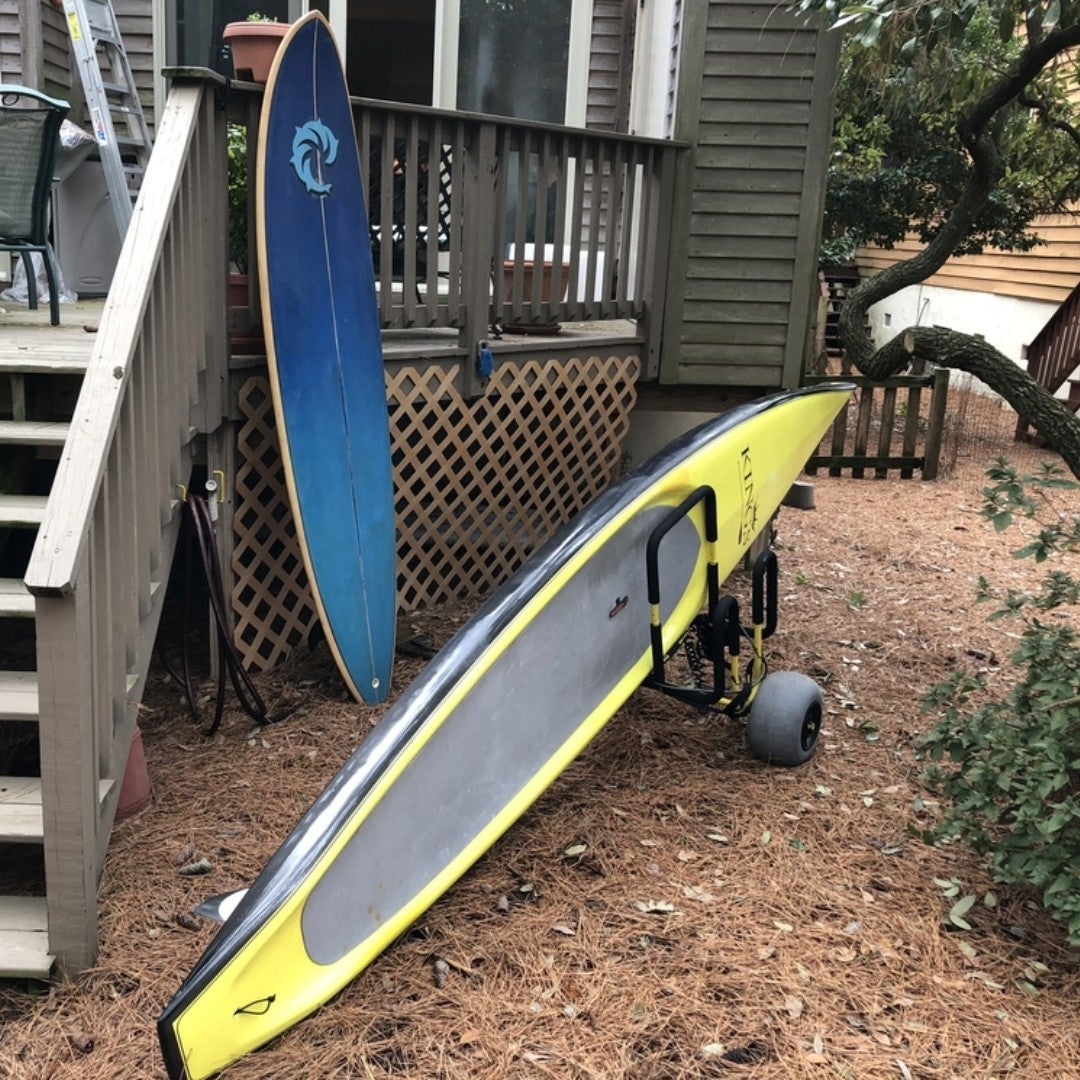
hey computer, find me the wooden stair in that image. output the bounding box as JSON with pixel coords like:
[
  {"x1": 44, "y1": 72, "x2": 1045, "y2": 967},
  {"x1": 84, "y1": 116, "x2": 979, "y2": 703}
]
[
  {"x1": 0, "y1": 896, "x2": 50, "y2": 980},
  {"x1": 0, "y1": 420, "x2": 70, "y2": 446},
  {"x1": 0, "y1": 294, "x2": 201, "y2": 977},
  {"x1": 1017, "y1": 281, "x2": 1080, "y2": 441},
  {"x1": 0, "y1": 323, "x2": 90, "y2": 979},
  {"x1": 0, "y1": 579, "x2": 35, "y2": 617},
  {"x1": 0, "y1": 81, "x2": 228, "y2": 977}
]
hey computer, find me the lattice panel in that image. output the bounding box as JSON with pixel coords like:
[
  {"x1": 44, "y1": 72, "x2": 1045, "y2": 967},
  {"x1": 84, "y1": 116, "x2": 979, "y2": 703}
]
[
  {"x1": 231, "y1": 353, "x2": 640, "y2": 671},
  {"x1": 232, "y1": 378, "x2": 319, "y2": 670}
]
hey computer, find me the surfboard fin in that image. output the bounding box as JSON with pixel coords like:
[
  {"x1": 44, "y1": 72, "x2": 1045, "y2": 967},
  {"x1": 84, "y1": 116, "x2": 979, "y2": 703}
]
[{"x1": 195, "y1": 889, "x2": 249, "y2": 924}]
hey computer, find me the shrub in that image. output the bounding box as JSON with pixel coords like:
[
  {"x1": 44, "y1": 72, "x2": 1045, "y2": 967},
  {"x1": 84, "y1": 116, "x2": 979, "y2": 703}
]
[
  {"x1": 920, "y1": 458, "x2": 1080, "y2": 941},
  {"x1": 227, "y1": 122, "x2": 248, "y2": 273}
]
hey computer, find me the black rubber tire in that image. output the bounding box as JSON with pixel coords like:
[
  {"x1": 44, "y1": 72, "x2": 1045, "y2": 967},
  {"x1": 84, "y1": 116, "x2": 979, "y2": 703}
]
[{"x1": 746, "y1": 671, "x2": 823, "y2": 767}]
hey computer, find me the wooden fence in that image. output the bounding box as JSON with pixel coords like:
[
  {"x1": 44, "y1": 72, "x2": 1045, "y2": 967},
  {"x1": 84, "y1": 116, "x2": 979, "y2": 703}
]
[{"x1": 804, "y1": 370, "x2": 949, "y2": 480}]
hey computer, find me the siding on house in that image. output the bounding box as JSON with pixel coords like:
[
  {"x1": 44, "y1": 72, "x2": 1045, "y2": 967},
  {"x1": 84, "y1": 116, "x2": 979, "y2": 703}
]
[
  {"x1": 1, "y1": 0, "x2": 69, "y2": 95},
  {"x1": 0, "y1": 1, "x2": 22, "y2": 84},
  {"x1": 115, "y1": 0, "x2": 155, "y2": 125},
  {"x1": 659, "y1": 0, "x2": 840, "y2": 389},
  {"x1": 0, "y1": 0, "x2": 154, "y2": 127},
  {"x1": 41, "y1": 3, "x2": 72, "y2": 100},
  {"x1": 856, "y1": 213, "x2": 1080, "y2": 305},
  {"x1": 586, "y1": 0, "x2": 635, "y2": 132}
]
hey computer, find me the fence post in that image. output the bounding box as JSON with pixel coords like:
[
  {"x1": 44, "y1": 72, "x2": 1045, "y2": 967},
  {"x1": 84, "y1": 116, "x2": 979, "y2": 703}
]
[
  {"x1": 459, "y1": 121, "x2": 497, "y2": 400},
  {"x1": 641, "y1": 144, "x2": 677, "y2": 381},
  {"x1": 922, "y1": 367, "x2": 950, "y2": 480}
]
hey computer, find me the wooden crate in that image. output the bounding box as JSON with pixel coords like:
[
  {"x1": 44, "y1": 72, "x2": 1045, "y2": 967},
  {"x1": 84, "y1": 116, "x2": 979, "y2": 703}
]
[{"x1": 231, "y1": 353, "x2": 641, "y2": 671}]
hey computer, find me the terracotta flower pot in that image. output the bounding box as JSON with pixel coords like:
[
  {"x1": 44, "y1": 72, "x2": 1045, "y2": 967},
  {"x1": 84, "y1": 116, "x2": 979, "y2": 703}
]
[
  {"x1": 116, "y1": 725, "x2": 151, "y2": 820},
  {"x1": 223, "y1": 21, "x2": 289, "y2": 83},
  {"x1": 228, "y1": 272, "x2": 265, "y2": 357},
  {"x1": 501, "y1": 258, "x2": 571, "y2": 335}
]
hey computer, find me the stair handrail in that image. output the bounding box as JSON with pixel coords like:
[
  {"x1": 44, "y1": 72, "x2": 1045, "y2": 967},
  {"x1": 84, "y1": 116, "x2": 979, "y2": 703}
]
[
  {"x1": 25, "y1": 78, "x2": 227, "y2": 596},
  {"x1": 21, "y1": 75, "x2": 228, "y2": 970},
  {"x1": 1025, "y1": 276, "x2": 1080, "y2": 398}
]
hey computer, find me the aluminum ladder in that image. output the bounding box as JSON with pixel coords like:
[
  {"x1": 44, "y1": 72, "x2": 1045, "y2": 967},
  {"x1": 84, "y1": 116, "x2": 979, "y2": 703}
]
[{"x1": 61, "y1": 0, "x2": 151, "y2": 238}]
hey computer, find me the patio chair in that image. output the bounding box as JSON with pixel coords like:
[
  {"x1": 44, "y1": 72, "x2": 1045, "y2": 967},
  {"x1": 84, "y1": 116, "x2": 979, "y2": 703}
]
[
  {"x1": 368, "y1": 137, "x2": 452, "y2": 293},
  {"x1": 0, "y1": 85, "x2": 69, "y2": 325}
]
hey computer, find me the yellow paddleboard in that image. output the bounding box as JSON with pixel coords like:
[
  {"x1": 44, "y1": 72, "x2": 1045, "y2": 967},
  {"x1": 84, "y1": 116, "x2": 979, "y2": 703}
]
[{"x1": 158, "y1": 385, "x2": 851, "y2": 1079}]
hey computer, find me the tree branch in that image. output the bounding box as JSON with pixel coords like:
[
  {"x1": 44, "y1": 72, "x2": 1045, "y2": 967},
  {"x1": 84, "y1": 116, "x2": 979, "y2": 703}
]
[
  {"x1": 1018, "y1": 90, "x2": 1080, "y2": 155},
  {"x1": 870, "y1": 328, "x2": 1080, "y2": 478},
  {"x1": 838, "y1": 18, "x2": 1080, "y2": 460}
]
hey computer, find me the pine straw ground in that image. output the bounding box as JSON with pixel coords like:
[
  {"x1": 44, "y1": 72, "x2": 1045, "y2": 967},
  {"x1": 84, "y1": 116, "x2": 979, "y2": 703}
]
[{"x1": 3, "y1": 433, "x2": 1080, "y2": 1080}]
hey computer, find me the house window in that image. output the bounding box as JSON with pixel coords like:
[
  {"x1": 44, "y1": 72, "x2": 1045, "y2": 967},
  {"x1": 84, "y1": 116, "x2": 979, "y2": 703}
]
[
  {"x1": 456, "y1": 0, "x2": 571, "y2": 124},
  {"x1": 346, "y1": 0, "x2": 436, "y2": 106}
]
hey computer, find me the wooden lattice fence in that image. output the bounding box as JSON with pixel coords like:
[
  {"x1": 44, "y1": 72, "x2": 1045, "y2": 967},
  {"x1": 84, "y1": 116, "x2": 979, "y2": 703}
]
[{"x1": 231, "y1": 354, "x2": 641, "y2": 671}]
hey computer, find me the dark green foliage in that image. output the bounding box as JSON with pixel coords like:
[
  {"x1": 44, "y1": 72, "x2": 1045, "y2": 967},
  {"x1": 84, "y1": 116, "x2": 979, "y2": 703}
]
[
  {"x1": 798, "y1": 0, "x2": 1080, "y2": 469},
  {"x1": 920, "y1": 460, "x2": 1080, "y2": 941},
  {"x1": 821, "y1": 6, "x2": 1080, "y2": 267},
  {"x1": 227, "y1": 123, "x2": 248, "y2": 273}
]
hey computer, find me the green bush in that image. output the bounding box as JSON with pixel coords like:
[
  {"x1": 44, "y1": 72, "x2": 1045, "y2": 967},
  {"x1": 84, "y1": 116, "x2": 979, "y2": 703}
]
[
  {"x1": 920, "y1": 458, "x2": 1080, "y2": 941},
  {"x1": 227, "y1": 122, "x2": 248, "y2": 273}
]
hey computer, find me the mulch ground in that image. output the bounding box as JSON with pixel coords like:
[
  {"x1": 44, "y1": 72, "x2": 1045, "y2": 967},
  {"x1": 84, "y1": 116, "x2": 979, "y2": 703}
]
[{"x1": 2, "y1": 426, "x2": 1079, "y2": 1080}]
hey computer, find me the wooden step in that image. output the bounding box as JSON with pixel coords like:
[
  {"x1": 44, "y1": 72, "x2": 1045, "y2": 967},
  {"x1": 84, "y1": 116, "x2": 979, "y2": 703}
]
[
  {"x1": 0, "y1": 672, "x2": 37, "y2": 721},
  {"x1": 0, "y1": 421, "x2": 69, "y2": 446},
  {"x1": 0, "y1": 580, "x2": 34, "y2": 618},
  {"x1": 0, "y1": 777, "x2": 116, "y2": 843},
  {"x1": 0, "y1": 494, "x2": 47, "y2": 527},
  {"x1": 0, "y1": 355, "x2": 88, "y2": 376},
  {"x1": 0, "y1": 896, "x2": 53, "y2": 979}
]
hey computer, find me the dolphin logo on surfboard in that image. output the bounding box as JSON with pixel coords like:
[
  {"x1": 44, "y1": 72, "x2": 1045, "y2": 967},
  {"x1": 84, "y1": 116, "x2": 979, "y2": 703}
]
[{"x1": 290, "y1": 119, "x2": 339, "y2": 195}]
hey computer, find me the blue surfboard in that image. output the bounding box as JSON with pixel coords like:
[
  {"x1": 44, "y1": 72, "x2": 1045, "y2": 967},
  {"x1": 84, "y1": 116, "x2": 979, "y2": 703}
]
[{"x1": 256, "y1": 12, "x2": 395, "y2": 703}]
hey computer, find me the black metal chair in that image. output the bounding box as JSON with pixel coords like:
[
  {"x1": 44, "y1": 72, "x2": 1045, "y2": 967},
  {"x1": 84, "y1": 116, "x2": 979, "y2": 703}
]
[
  {"x1": 0, "y1": 85, "x2": 70, "y2": 325},
  {"x1": 368, "y1": 137, "x2": 452, "y2": 291}
]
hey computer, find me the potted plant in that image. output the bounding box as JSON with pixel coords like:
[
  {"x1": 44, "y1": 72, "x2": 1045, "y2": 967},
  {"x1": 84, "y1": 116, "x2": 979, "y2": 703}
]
[
  {"x1": 223, "y1": 13, "x2": 288, "y2": 83},
  {"x1": 501, "y1": 244, "x2": 572, "y2": 335}
]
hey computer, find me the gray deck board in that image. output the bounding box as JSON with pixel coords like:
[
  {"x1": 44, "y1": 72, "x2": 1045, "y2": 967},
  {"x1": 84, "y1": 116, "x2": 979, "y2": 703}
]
[
  {"x1": 0, "y1": 778, "x2": 115, "y2": 843},
  {"x1": 0, "y1": 672, "x2": 38, "y2": 721},
  {"x1": 0, "y1": 421, "x2": 70, "y2": 446},
  {"x1": 0, "y1": 897, "x2": 53, "y2": 979},
  {"x1": 0, "y1": 300, "x2": 100, "y2": 371},
  {"x1": 0, "y1": 579, "x2": 34, "y2": 617},
  {"x1": 0, "y1": 495, "x2": 48, "y2": 527}
]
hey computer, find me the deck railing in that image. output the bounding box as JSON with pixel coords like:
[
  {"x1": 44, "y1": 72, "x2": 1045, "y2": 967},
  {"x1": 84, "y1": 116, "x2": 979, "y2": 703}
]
[
  {"x1": 1016, "y1": 277, "x2": 1080, "y2": 439},
  {"x1": 23, "y1": 79, "x2": 228, "y2": 969},
  {"x1": 228, "y1": 82, "x2": 681, "y2": 389}
]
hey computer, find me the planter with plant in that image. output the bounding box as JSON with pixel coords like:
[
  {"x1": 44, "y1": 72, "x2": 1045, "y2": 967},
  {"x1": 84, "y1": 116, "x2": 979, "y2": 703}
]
[{"x1": 223, "y1": 13, "x2": 287, "y2": 83}]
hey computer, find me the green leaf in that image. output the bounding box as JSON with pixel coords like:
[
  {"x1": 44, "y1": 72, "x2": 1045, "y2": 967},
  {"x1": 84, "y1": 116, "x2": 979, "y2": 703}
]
[{"x1": 950, "y1": 894, "x2": 976, "y2": 922}]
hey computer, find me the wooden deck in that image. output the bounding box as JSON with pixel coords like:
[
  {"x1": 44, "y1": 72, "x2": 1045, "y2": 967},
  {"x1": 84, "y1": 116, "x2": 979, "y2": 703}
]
[
  {"x1": 4, "y1": 300, "x2": 641, "y2": 378},
  {"x1": 0, "y1": 298, "x2": 101, "y2": 365}
]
